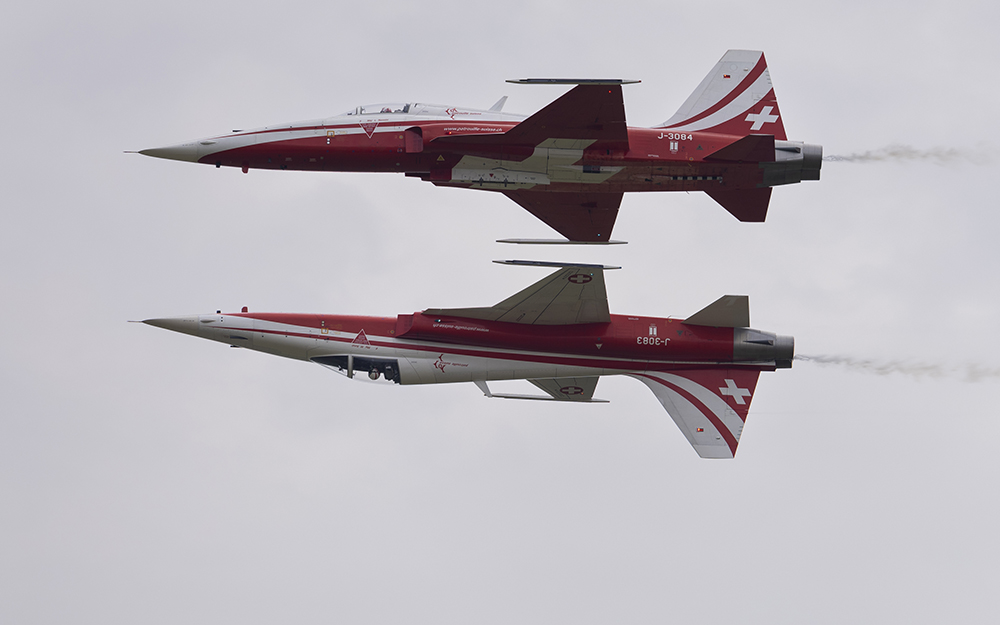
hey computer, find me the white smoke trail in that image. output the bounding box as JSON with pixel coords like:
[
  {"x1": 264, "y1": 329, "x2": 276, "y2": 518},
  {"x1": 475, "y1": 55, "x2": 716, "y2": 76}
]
[
  {"x1": 796, "y1": 355, "x2": 1000, "y2": 383},
  {"x1": 823, "y1": 144, "x2": 982, "y2": 164}
]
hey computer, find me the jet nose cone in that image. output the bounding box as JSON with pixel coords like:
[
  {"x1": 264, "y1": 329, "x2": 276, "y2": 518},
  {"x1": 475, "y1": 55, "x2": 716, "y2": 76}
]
[
  {"x1": 143, "y1": 316, "x2": 201, "y2": 336},
  {"x1": 139, "y1": 142, "x2": 201, "y2": 163}
]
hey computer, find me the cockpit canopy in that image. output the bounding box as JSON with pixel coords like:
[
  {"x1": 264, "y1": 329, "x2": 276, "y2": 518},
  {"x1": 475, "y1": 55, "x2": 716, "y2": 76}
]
[
  {"x1": 340, "y1": 103, "x2": 478, "y2": 117},
  {"x1": 342, "y1": 103, "x2": 411, "y2": 115}
]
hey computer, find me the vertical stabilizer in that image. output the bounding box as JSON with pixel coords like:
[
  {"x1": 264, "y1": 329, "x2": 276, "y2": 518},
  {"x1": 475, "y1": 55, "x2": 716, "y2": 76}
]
[
  {"x1": 659, "y1": 50, "x2": 787, "y2": 140},
  {"x1": 633, "y1": 370, "x2": 761, "y2": 459}
]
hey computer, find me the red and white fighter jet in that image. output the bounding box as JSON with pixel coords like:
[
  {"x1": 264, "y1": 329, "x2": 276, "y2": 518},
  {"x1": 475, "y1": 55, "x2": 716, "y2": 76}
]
[
  {"x1": 143, "y1": 262, "x2": 793, "y2": 458},
  {"x1": 140, "y1": 50, "x2": 821, "y2": 243}
]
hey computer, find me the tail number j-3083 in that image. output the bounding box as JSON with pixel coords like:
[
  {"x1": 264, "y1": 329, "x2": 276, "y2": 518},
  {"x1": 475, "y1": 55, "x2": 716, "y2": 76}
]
[{"x1": 637, "y1": 336, "x2": 670, "y2": 346}]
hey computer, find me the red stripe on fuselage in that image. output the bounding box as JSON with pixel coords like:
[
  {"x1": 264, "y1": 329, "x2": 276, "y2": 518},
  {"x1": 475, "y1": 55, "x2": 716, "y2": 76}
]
[
  {"x1": 211, "y1": 120, "x2": 520, "y2": 144},
  {"x1": 214, "y1": 314, "x2": 766, "y2": 374},
  {"x1": 220, "y1": 323, "x2": 648, "y2": 370},
  {"x1": 232, "y1": 312, "x2": 734, "y2": 362}
]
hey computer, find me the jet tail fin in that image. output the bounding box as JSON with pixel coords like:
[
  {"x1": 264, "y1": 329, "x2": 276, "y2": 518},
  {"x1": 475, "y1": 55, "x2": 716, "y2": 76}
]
[
  {"x1": 659, "y1": 50, "x2": 787, "y2": 140},
  {"x1": 633, "y1": 370, "x2": 761, "y2": 459}
]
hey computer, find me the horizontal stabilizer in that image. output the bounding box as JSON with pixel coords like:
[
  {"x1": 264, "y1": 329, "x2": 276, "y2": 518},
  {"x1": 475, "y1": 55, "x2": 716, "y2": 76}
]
[
  {"x1": 705, "y1": 187, "x2": 772, "y2": 222},
  {"x1": 424, "y1": 264, "x2": 612, "y2": 325},
  {"x1": 633, "y1": 369, "x2": 761, "y2": 458},
  {"x1": 684, "y1": 295, "x2": 749, "y2": 328}
]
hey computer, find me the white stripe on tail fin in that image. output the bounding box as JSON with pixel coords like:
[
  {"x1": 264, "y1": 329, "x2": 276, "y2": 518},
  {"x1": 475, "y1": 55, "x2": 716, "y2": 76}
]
[
  {"x1": 633, "y1": 369, "x2": 761, "y2": 459},
  {"x1": 658, "y1": 50, "x2": 787, "y2": 141}
]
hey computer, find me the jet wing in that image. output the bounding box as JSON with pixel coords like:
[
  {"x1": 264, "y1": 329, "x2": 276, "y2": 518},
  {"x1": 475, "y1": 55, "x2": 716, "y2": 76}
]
[
  {"x1": 424, "y1": 263, "x2": 611, "y2": 325},
  {"x1": 529, "y1": 376, "x2": 601, "y2": 401},
  {"x1": 632, "y1": 369, "x2": 762, "y2": 459},
  {"x1": 431, "y1": 83, "x2": 630, "y2": 150},
  {"x1": 430, "y1": 83, "x2": 629, "y2": 242},
  {"x1": 474, "y1": 376, "x2": 607, "y2": 402},
  {"x1": 502, "y1": 190, "x2": 623, "y2": 243},
  {"x1": 500, "y1": 83, "x2": 629, "y2": 148}
]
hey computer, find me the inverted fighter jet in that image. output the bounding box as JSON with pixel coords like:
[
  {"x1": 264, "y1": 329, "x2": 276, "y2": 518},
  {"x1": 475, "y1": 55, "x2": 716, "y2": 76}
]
[
  {"x1": 140, "y1": 50, "x2": 821, "y2": 243},
  {"x1": 142, "y1": 262, "x2": 793, "y2": 458}
]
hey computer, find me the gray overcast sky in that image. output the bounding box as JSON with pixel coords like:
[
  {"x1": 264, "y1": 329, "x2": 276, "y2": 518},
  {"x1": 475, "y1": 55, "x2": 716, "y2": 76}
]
[{"x1": 2, "y1": 1, "x2": 999, "y2": 623}]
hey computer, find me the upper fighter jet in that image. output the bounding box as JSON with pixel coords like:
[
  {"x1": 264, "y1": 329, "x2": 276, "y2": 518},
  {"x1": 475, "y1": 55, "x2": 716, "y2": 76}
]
[{"x1": 141, "y1": 50, "x2": 821, "y2": 243}]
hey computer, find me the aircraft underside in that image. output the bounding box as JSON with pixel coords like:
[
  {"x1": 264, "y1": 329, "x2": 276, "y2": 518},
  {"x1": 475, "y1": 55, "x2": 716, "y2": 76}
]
[{"x1": 191, "y1": 125, "x2": 818, "y2": 238}]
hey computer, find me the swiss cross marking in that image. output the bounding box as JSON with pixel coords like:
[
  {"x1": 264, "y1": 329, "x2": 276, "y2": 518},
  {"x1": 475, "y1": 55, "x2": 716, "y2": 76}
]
[
  {"x1": 719, "y1": 378, "x2": 751, "y2": 405},
  {"x1": 568, "y1": 274, "x2": 592, "y2": 284},
  {"x1": 560, "y1": 386, "x2": 584, "y2": 396},
  {"x1": 745, "y1": 106, "x2": 778, "y2": 131}
]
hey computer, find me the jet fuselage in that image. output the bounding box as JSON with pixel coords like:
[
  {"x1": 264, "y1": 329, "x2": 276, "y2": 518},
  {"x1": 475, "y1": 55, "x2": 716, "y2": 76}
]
[
  {"x1": 142, "y1": 108, "x2": 818, "y2": 195},
  {"x1": 140, "y1": 51, "x2": 822, "y2": 240},
  {"x1": 142, "y1": 260, "x2": 794, "y2": 458},
  {"x1": 146, "y1": 309, "x2": 793, "y2": 386}
]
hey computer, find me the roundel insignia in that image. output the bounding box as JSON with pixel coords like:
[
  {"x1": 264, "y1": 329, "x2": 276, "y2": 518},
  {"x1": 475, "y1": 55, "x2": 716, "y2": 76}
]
[
  {"x1": 559, "y1": 386, "x2": 584, "y2": 395},
  {"x1": 567, "y1": 274, "x2": 592, "y2": 284}
]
